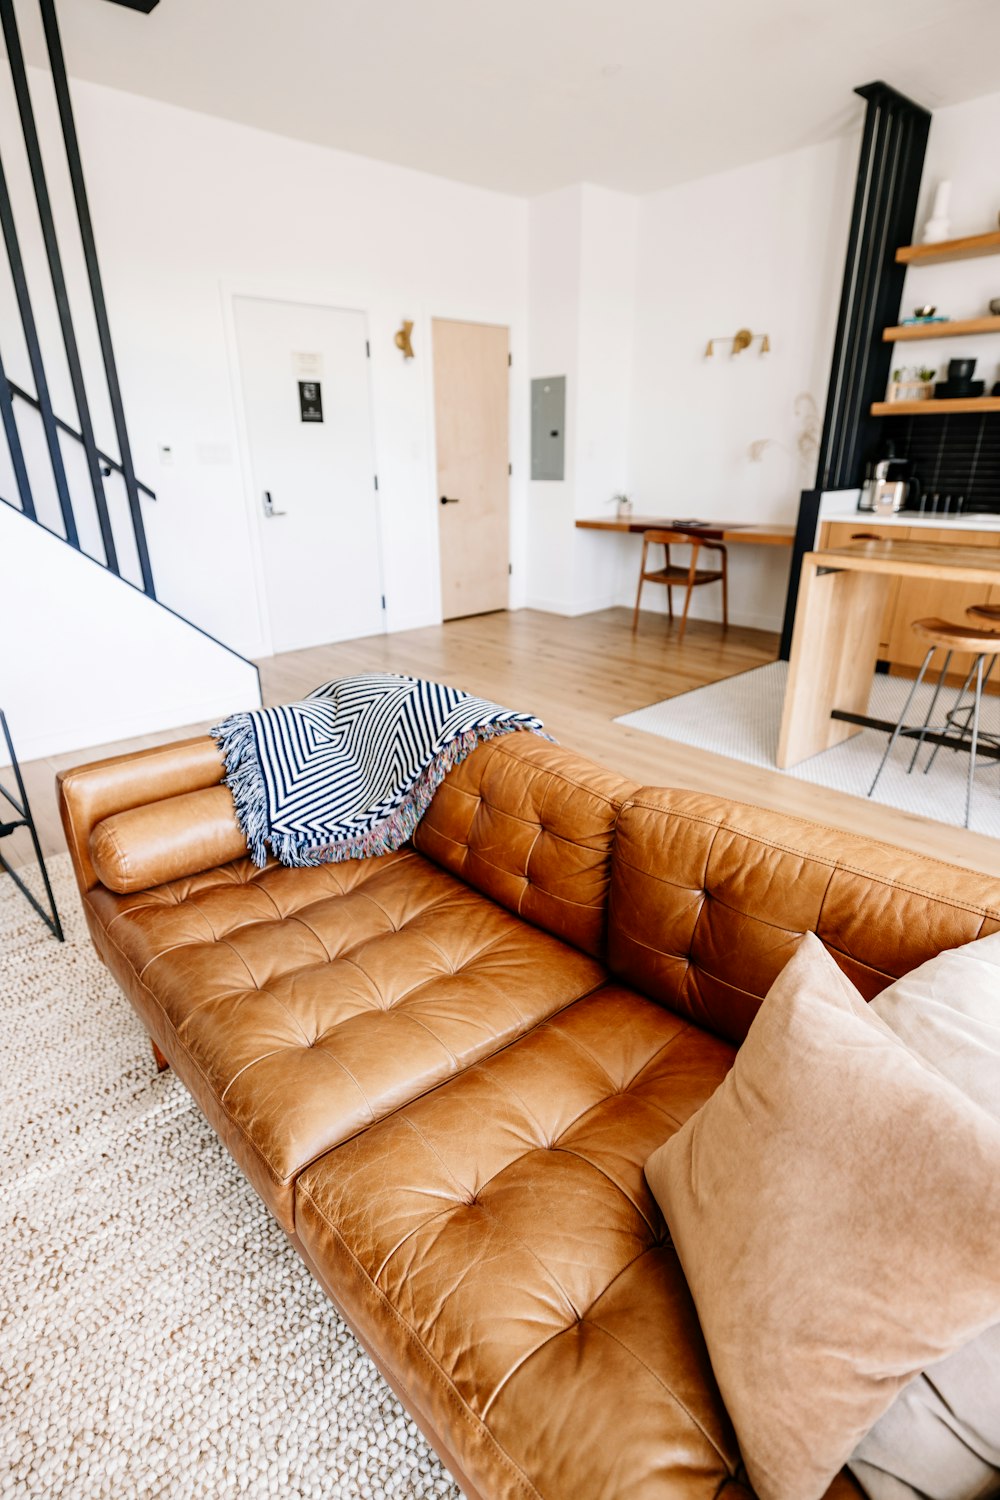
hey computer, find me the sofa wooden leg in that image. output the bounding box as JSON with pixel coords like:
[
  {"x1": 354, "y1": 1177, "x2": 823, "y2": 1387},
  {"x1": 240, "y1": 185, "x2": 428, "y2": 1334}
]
[{"x1": 151, "y1": 1039, "x2": 170, "y2": 1073}]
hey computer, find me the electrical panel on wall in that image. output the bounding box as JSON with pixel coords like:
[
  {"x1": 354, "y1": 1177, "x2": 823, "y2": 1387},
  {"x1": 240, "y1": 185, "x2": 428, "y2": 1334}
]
[{"x1": 531, "y1": 376, "x2": 566, "y2": 481}]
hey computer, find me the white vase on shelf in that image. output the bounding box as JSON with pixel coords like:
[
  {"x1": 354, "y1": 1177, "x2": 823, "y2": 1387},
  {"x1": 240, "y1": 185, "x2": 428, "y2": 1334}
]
[{"x1": 922, "y1": 180, "x2": 952, "y2": 244}]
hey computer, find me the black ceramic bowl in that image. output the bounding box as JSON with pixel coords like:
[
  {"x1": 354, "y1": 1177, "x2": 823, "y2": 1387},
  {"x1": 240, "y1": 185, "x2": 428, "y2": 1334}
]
[{"x1": 949, "y1": 357, "x2": 976, "y2": 380}]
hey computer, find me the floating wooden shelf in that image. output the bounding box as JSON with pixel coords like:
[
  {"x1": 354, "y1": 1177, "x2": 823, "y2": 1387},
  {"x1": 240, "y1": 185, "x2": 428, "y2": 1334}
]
[
  {"x1": 895, "y1": 230, "x2": 1000, "y2": 266},
  {"x1": 872, "y1": 397, "x2": 1000, "y2": 416},
  {"x1": 883, "y1": 315, "x2": 1000, "y2": 342}
]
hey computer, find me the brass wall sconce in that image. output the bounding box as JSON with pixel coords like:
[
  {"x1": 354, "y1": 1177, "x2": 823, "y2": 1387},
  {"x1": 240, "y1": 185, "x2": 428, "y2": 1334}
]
[
  {"x1": 394, "y1": 320, "x2": 415, "y2": 359},
  {"x1": 704, "y1": 328, "x2": 771, "y2": 357}
]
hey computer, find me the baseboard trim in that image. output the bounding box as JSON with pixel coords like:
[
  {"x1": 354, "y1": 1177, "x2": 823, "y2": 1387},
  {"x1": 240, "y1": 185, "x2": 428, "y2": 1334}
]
[{"x1": 525, "y1": 593, "x2": 619, "y2": 617}]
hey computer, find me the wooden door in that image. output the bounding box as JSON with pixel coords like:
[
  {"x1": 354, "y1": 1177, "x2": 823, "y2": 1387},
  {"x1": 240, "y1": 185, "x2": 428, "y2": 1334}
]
[
  {"x1": 432, "y1": 319, "x2": 510, "y2": 619},
  {"x1": 886, "y1": 528, "x2": 1000, "y2": 678}
]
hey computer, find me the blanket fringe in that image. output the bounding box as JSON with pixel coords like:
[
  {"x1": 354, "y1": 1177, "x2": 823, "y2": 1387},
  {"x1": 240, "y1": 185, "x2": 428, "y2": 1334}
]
[{"x1": 211, "y1": 711, "x2": 272, "y2": 867}]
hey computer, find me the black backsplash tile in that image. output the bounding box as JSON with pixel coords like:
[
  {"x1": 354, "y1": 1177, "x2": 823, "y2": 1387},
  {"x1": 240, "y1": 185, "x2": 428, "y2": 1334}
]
[{"x1": 880, "y1": 413, "x2": 1000, "y2": 513}]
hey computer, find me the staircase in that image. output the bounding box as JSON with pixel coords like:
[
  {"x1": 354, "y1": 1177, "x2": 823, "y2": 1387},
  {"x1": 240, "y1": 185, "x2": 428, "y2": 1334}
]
[{"x1": 0, "y1": 0, "x2": 261, "y2": 764}]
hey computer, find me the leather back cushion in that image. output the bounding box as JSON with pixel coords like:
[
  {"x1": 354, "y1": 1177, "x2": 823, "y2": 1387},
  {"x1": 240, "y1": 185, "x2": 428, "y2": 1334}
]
[
  {"x1": 413, "y1": 733, "x2": 638, "y2": 957},
  {"x1": 609, "y1": 787, "x2": 1000, "y2": 1045},
  {"x1": 90, "y1": 785, "x2": 249, "y2": 894}
]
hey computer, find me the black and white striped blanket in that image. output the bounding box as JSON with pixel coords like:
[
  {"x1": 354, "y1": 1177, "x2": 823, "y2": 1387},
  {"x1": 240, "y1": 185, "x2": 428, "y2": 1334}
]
[{"x1": 212, "y1": 673, "x2": 548, "y2": 868}]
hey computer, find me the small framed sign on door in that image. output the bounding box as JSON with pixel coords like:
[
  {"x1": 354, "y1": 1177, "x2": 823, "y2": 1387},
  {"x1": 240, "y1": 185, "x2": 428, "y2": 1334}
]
[{"x1": 298, "y1": 380, "x2": 323, "y2": 423}]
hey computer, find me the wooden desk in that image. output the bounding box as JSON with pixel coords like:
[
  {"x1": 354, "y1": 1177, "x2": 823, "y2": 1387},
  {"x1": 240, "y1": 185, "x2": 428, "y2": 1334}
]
[
  {"x1": 777, "y1": 540, "x2": 1000, "y2": 768},
  {"x1": 576, "y1": 516, "x2": 795, "y2": 547}
]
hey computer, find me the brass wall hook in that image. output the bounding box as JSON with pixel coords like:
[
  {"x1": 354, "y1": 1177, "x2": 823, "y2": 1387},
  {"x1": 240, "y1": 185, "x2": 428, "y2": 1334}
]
[
  {"x1": 705, "y1": 328, "x2": 771, "y2": 357},
  {"x1": 394, "y1": 320, "x2": 414, "y2": 359}
]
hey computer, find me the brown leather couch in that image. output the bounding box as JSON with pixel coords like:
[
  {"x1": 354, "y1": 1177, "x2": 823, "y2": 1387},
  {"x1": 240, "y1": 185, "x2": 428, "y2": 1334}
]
[{"x1": 58, "y1": 731, "x2": 1000, "y2": 1500}]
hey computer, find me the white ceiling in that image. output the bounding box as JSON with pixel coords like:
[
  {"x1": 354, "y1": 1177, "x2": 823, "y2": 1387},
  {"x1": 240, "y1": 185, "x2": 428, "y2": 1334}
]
[{"x1": 14, "y1": 0, "x2": 1000, "y2": 196}]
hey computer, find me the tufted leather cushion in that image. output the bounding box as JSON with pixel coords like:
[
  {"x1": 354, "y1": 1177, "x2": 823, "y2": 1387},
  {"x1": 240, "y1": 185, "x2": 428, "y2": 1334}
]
[
  {"x1": 609, "y1": 787, "x2": 1000, "y2": 1044},
  {"x1": 295, "y1": 985, "x2": 746, "y2": 1500},
  {"x1": 413, "y1": 734, "x2": 636, "y2": 957},
  {"x1": 89, "y1": 785, "x2": 248, "y2": 893},
  {"x1": 86, "y1": 845, "x2": 606, "y2": 1230}
]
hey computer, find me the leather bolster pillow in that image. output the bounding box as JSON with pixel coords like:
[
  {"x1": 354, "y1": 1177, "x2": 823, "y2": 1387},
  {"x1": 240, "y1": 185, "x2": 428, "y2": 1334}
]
[{"x1": 89, "y1": 786, "x2": 249, "y2": 894}]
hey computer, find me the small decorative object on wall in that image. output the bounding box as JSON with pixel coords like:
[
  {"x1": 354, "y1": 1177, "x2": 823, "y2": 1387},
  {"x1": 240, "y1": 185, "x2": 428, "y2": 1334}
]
[
  {"x1": 989, "y1": 298, "x2": 1000, "y2": 316},
  {"x1": 921, "y1": 180, "x2": 952, "y2": 244},
  {"x1": 704, "y1": 328, "x2": 771, "y2": 357},
  {"x1": 747, "y1": 393, "x2": 820, "y2": 484},
  {"x1": 394, "y1": 320, "x2": 415, "y2": 359},
  {"x1": 889, "y1": 364, "x2": 937, "y2": 402},
  {"x1": 297, "y1": 380, "x2": 323, "y2": 423}
]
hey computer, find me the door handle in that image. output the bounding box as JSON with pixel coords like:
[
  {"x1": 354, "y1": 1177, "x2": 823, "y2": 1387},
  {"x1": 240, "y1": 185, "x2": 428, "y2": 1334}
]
[
  {"x1": 262, "y1": 490, "x2": 287, "y2": 518},
  {"x1": 440, "y1": 495, "x2": 461, "y2": 505}
]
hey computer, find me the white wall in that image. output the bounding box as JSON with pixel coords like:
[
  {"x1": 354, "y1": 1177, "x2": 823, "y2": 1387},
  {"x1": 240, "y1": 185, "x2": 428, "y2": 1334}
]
[
  {"x1": 525, "y1": 187, "x2": 582, "y2": 612},
  {"x1": 526, "y1": 184, "x2": 638, "y2": 615},
  {"x1": 0, "y1": 502, "x2": 259, "y2": 763},
  {"x1": 0, "y1": 69, "x2": 529, "y2": 658},
  {"x1": 622, "y1": 131, "x2": 861, "y2": 630},
  {"x1": 899, "y1": 89, "x2": 1000, "y2": 401}
]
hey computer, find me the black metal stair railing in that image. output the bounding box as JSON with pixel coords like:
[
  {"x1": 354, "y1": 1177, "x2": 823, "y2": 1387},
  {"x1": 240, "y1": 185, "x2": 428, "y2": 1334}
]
[
  {"x1": 7, "y1": 381, "x2": 157, "y2": 500},
  {"x1": 0, "y1": 0, "x2": 261, "y2": 690},
  {"x1": 0, "y1": 0, "x2": 155, "y2": 591}
]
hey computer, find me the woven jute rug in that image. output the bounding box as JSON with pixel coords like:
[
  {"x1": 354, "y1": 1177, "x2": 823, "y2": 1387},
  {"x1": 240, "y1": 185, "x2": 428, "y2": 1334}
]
[{"x1": 0, "y1": 854, "x2": 462, "y2": 1500}]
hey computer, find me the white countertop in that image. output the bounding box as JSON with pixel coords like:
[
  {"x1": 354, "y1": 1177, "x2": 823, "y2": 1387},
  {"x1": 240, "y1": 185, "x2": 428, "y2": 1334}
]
[{"x1": 818, "y1": 489, "x2": 1000, "y2": 532}]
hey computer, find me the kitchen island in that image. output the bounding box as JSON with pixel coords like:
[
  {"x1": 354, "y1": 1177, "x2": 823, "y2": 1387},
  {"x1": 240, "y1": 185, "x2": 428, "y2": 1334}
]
[{"x1": 778, "y1": 537, "x2": 1000, "y2": 768}]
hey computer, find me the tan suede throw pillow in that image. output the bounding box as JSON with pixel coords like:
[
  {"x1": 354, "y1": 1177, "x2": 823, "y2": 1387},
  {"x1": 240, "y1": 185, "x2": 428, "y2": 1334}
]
[{"x1": 644, "y1": 933, "x2": 1000, "y2": 1500}]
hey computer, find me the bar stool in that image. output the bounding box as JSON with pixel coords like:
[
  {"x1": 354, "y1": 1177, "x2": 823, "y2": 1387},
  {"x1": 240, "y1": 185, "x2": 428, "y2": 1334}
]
[
  {"x1": 923, "y1": 602, "x2": 1000, "y2": 770},
  {"x1": 868, "y1": 616, "x2": 1000, "y2": 828}
]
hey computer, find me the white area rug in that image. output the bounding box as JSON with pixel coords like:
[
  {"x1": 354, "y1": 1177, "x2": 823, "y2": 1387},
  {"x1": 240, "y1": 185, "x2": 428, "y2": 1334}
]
[
  {"x1": 616, "y1": 661, "x2": 1000, "y2": 840},
  {"x1": 0, "y1": 855, "x2": 462, "y2": 1500}
]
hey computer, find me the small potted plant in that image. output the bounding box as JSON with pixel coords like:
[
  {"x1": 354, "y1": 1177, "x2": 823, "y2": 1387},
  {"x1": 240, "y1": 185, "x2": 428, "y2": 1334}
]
[
  {"x1": 889, "y1": 365, "x2": 936, "y2": 402},
  {"x1": 610, "y1": 492, "x2": 634, "y2": 518}
]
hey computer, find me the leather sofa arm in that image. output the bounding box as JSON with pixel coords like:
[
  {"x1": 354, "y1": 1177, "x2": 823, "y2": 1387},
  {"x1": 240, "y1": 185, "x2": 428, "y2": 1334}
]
[{"x1": 57, "y1": 735, "x2": 236, "y2": 892}]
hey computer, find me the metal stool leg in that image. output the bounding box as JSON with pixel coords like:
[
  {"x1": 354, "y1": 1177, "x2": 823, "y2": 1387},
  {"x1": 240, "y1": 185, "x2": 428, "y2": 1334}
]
[
  {"x1": 964, "y1": 654, "x2": 985, "y2": 829},
  {"x1": 869, "y1": 646, "x2": 936, "y2": 798},
  {"x1": 924, "y1": 654, "x2": 998, "y2": 774},
  {"x1": 906, "y1": 650, "x2": 952, "y2": 773}
]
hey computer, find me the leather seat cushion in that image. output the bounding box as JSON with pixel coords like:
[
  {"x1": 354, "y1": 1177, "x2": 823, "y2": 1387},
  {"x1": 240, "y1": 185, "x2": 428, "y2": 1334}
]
[
  {"x1": 87, "y1": 845, "x2": 606, "y2": 1230},
  {"x1": 295, "y1": 985, "x2": 745, "y2": 1500}
]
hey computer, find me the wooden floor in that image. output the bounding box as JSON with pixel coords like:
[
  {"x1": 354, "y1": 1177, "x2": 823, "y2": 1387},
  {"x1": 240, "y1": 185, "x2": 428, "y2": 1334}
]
[{"x1": 9, "y1": 607, "x2": 1000, "y2": 881}]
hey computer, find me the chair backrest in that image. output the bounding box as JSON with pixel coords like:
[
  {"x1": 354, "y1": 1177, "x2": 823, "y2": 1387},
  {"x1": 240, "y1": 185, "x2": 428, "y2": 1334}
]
[{"x1": 643, "y1": 528, "x2": 703, "y2": 548}]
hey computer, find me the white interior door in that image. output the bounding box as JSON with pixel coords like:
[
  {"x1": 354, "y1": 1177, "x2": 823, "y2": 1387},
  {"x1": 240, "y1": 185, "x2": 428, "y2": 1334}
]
[{"x1": 234, "y1": 296, "x2": 383, "y2": 653}]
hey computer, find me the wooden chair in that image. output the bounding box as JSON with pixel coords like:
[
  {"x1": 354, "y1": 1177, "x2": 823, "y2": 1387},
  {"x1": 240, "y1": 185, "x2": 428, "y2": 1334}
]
[{"x1": 631, "y1": 529, "x2": 728, "y2": 644}]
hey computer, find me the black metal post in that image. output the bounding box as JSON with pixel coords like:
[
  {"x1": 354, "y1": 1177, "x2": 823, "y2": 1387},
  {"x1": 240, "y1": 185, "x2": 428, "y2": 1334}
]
[
  {"x1": 0, "y1": 154, "x2": 77, "y2": 545},
  {"x1": 815, "y1": 82, "x2": 931, "y2": 491},
  {"x1": 0, "y1": 710, "x2": 64, "y2": 942},
  {"x1": 0, "y1": 0, "x2": 119, "y2": 575},
  {"x1": 0, "y1": 342, "x2": 35, "y2": 518},
  {"x1": 39, "y1": 0, "x2": 156, "y2": 597}
]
